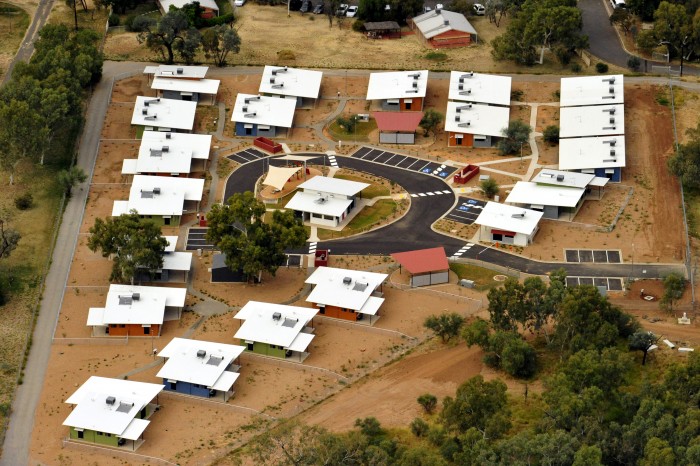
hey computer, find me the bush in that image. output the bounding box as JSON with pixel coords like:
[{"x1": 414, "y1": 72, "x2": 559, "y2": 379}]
[
  {"x1": 277, "y1": 49, "x2": 296, "y2": 60},
  {"x1": 543, "y1": 125, "x2": 560, "y2": 144},
  {"x1": 417, "y1": 393, "x2": 438, "y2": 414},
  {"x1": 424, "y1": 313, "x2": 465, "y2": 342},
  {"x1": 410, "y1": 418, "x2": 429, "y2": 437},
  {"x1": 425, "y1": 51, "x2": 448, "y2": 61},
  {"x1": 501, "y1": 337, "x2": 537, "y2": 377},
  {"x1": 510, "y1": 89, "x2": 524, "y2": 101},
  {"x1": 108, "y1": 14, "x2": 120, "y2": 27},
  {"x1": 351, "y1": 19, "x2": 365, "y2": 32},
  {"x1": 201, "y1": 13, "x2": 235, "y2": 27},
  {"x1": 596, "y1": 62, "x2": 609, "y2": 73},
  {"x1": 480, "y1": 178, "x2": 499, "y2": 199},
  {"x1": 125, "y1": 14, "x2": 147, "y2": 32},
  {"x1": 570, "y1": 63, "x2": 582, "y2": 73},
  {"x1": 14, "y1": 193, "x2": 33, "y2": 210},
  {"x1": 628, "y1": 56, "x2": 641, "y2": 71}
]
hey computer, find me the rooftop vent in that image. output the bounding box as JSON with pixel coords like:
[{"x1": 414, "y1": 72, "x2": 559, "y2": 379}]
[
  {"x1": 140, "y1": 190, "x2": 154, "y2": 199},
  {"x1": 116, "y1": 401, "x2": 134, "y2": 413},
  {"x1": 272, "y1": 311, "x2": 282, "y2": 321},
  {"x1": 556, "y1": 174, "x2": 565, "y2": 182},
  {"x1": 609, "y1": 117, "x2": 615, "y2": 125},
  {"x1": 106, "y1": 396, "x2": 116, "y2": 405},
  {"x1": 456, "y1": 104, "x2": 472, "y2": 113},
  {"x1": 603, "y1": 76, "x2": 616, "y2": 84},
  {"x1": 455, "y1": 115, "x2": 460, "y2": 122},
  {"x1": 603, "y1": 107, "x2": 616, "y2": 115},
  {"x1": 242, "y1": 105, "x2": 248, "y2": 112},
  {"x1": 458, "y1": 121, "x2": 471, "y2": 127},
  {"x1": 269, "y1": 77, "x2": 275, "y2": 84},
  {"x1": 409, "y1": 72, "x2": 421, "y2": 79},
  {"x1": 271, "y1": 66, "x2": 288, "y2": 76},
  {"x1": 412, "y1": 81, "x2": 418, "y2": 89},
  {"x1": 406, "y1": 89, "x2": 419, "y2": 94},
  {"x1": 610, "y1": 149, "x2": 616, "y2": 156},
  {"x1": 132, "y1": 293, "x2": 140, "y2": 301},
  {"x1": 244, "y1": 112, "x2": 257, "y2": 118},
  {"x1": 605, "y1": 139, "x2": 617, "y2": 146},
  {"x1": 162, "y1": 146, "x2": 169, "y2": 153},
  {"x1": 343, "y1": 276, "x2": 352, "y2": 285},
  {"x1": 603, "y1": 158, "x2": 617, "y2": 163},
  {"x1": 153, "y1": 187, "x2": 161, "y2": 195},
  {"x1": 609, "y1": 86, "x2": 615, "y2": 94},
  {"x1": 150, "y1": 149, "x2": 162, "y2": 157},
  {"x1": 165, "y1": 132, "x2": 172, "y2": 139},
  {"x1": 144, "y1": 115, "x2": 157, "y2": 121},
  {"x1": 272, "y1": 83, "x2": 285, "y2": 89},
  {"x1": 176, "y1": 67, "x2": 183, "y2": 74},
  {"x1": 197, "y1": 349, "x2": 206, "y2": 358},
  {"x1": 444, "y1": 19, "x2": 449, "y2": 26},
  {"x1": 244, "y1": 96, "x2": 261, "y2": 104},
  {"x1": 461, "y1": 72, "x2": 474, "y2": 80},
  {"x1": 511, "y1": 211, "x2": 526, "y2": 219}
]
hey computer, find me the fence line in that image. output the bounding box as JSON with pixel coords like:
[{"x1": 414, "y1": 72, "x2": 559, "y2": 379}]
[
  {"x1": 602, "y1": 185, "x2": 635, "y2": 233},
  {"x1": 315, "y1": 315, "x2": 417, "y2": 340},
  {"x1": 158, "y1": 391, "x2": 276, "y2": 419},
  {"x1": 52, "y1": 337, "x2": 129, "y2": 346},
  {"x1": 62, "y1": 438, "x2": 177, "y2": 466},
  {"x1": 387, "y1": 280, "x2": 484, "y2": 309},
  {"x1": 239, "y1": 352, "x2": 349, "y2": 382},
  {"x1": 449, "y1": 256, "x2": 521, "y2": 279}
]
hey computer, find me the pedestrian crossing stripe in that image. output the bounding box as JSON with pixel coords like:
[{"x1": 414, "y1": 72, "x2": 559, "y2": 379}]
[
  {"x1": 410, "y1": 190, "x2": 453, "y2": 197},
  {"x1": 327, "y1": 155, "x2": 338, "y2": 167},
  {"x1": 308, "y1": 242, "x2": 317, "y2": 254},
  {"x1": 450, "y1": 243, "x2": 474, "y2": 259}
]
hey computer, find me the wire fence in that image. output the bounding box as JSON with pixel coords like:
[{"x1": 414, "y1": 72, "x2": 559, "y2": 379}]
[
  {"x1": 62, "y1": 438, "x2": 177, "y2": 466},
  {"x1": 52, "y1": 337, "x2": 129, "y2": 346}
]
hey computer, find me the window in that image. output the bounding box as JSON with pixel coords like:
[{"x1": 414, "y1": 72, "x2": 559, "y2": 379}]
[
  {"x1": 163, "y1": 216, "x2": 171, "y2": 226},
  {"x1": 143, "y1": 326, "x2": 150, "y2": 335},
  {"x1": 77, "y1": 430, "x2": 84, "y2": 439},
  {"x1": 455, "y1": 136, "x2": 463, "y2": 146},
  {"x1": 492, "y1": 233, "x2": 503, "y2": 241},
  {"x1": 404, "y1": 101, "x2": 412, "y2": 110},
  {"x1": 169, "y1": 381, "x2": 176, "y2": 390},
  {"x1": 474, "y1": 135, "x2": 487, "y2": 141},
  {"x1": 246, "y1": 341, "x2": 254, "y2": 351},
  {"x1": 119, "y1": 324, "x2": 126, "y2": 328}
]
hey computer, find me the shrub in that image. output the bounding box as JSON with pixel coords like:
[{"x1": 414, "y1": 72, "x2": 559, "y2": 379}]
[
  {"x1": 480, "y1": 178, "x2": 499, "y2": 199},
  {"x1": 425, "y1": 51, "x2": 448, "y2": 61},
  {"x1": 201, "y1": 13, "x2": 235, "y2": 27},
  {"x1": 543, "y1": 125, "x2": 560, "y2": 144},
  {"x1": 510, "y1": 89, "x2": 524, "y2": 101},
  {"x1": 424, "y1": 313, "x2": 465, "y2": 342},
  {"x1": 14, "y1": 193, "x2": 33, "y2": 210},
  {"x1": 410, "y1": 418, "x2": 429, "y2": 437},
  {"x1": 277, "y1": 49, "x2": 296, "y2": 60},
  {"x1": 108, "y1": 14, "x2": 120, "y2": 27},
  {"x1": 125, "y1": 14, "x2": 147, "y2": 32},
  {"x1": 417, "y1": 393, "x2": 438, "y2": 414},
  {"x1": 351, "y1": 19, "x2": 365, "y2": 31},
  {"x1": 596, "y1": 62, "x2": 609, "y2": 73},
  {"x1": 628, "y1": 56, "x2": 641, "y2": 71},
  {"x1": 570, "y1": 63, "x2": 582, "y2": 73}
]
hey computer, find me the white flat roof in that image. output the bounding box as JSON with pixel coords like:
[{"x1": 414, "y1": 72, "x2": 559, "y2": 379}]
[
  {"x1": 112, "y1": 175, "x2": 204, "y2": 217},
  {"x1": 259, "y1": 66, "x2": 323, "y2": 99},
  {"x1": 162, "y1": 251, "x2": 193, "y2": 271},
  {"x1": 149, "y1": 65, "x2": 209, "y2": 79},
  {"x1": 119, "y1": 418, "x2": 150, "y2": 441},
  {"x1": 366, "y1": 70, "x2": 429, "y2": 100},
  {"x1": 151, "y1": 76, "x2": 220, "y2": 96},
  {"x1": 131, "y1": 96, "x2": 197, "y2": 131},
  {"x1": 305, "y1": 266, "x2": 388, "y2": 312},
  {"x1": 299, "y1": 176, "x2": 369, "y2": 196},
  {"x1": 559, "y1": 104, "x2": 625, "y2": 138},
  {"x1": 444, "y1": 101, "x2": 510, "y2": 137},
  {"x1": 531, "y1": 169, "x2": 595, "y2": 189},
  {"x1": 231, "y1": 94, "x2": 296, "y2": 128},
  {"x1": 122, "y1": 146, "x2": 193, "y2": 175},
  {"x1": 560, "y1": 74, "x2": 624, "y2": 107},
  {"x1": 475, "y1": 202, "x2": 543, "y2": 235},
  {"x1": 448, "y1": 71, "x2": 511, "y2": 106},
  {"x1": 157, "y1": 337, "x2": 244, "y2": 388},
  {"x1": 87, "y1": 284, "x2": 186, "y2": 327},
  {"x1": 163, "y1": 236, "x2": 178, "y2": 253},
  {"x1": 559, "y1": 135, "x2": 626, "y2": 170},
  {"x1": 142, "y1": 131, "x2": 211, "y2": 160},
  {"x1": 63, "y1": 376, "x2": 163, "y2": 436},
  {"x1": 505, "y1": 181, "x2": 585, "y2": 208},
  {"x1": 285, "y1": 192, "x2": 353, "y2": 217},
  {"x1": 233, "y1": 301, "x2": 318, "y2": 348}
]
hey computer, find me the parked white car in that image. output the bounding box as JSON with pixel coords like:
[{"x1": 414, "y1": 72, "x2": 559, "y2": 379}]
[
  {"x1": 473, "y1": 3, "x2": 485, "y2": 15},
  {"x1": 234, "y1": 0, "x2": 245, "y2": 6},
  {"x1": 346, "y1": 5, "x2": 358, "y2": 17}
]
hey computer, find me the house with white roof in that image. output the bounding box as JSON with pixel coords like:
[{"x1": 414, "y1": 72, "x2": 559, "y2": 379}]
[
  {"x1": 131, "y1": 96, "x2": 197, "y2": 134},
  {"x1": 134, "y1": 235, "x2": 192, "y2": 285},
  {"x1": 157, "y1": 338, "x2": 245, "y2": 401},
  {"x1": 559, "y1": 104, "x2": 625, "y2": 139},
  {"x1": 143, "y1": 65, "x2": 219, "y2": 104},
  {"x1": 410, "y1": 9, "x2": 478, "y2": 48},
  {"x1": 305, "y1": 267, "x2": 387, "y2": 325},
  {"x1": 122, "y1": 131, "x2": 212, "y2": 177},
  {"x1": 112, "y1": 175, "x2": 204, "y2": 226},
  {"x1": 63, "y1": 376, "x2": 163, "y2": 451},
  {"x1": 505, "y1": 170, "x2": 608, "y2": 221},
  {"x1": 231, "y1": 93, "x2": 296, "y2": 138},
  {"x1": 145, "y1": 65, "x2": 209, "y2": 80},
  {"x1": 234, "y1": 301, "x2": 318, "y2": 362},
  {"x1": 259, "y1": 65, "x2": 323, "y2": 108},
  {"x1": 157, "y1": 0, "x2": 218, "y2": 18},
  {"x1": 474, "y1": 202, "x2": 543, "y2": 246},
  {"x1": 87, "y1": 284, "x2": 187, "y2": 337},
  {"x1": 559, "y1": 75, "x2": 624, "y2": 107},
  {"x1": 559, "y1": 135, "x2": 626, "y2": 182},
  {"x1": 366, "y1": 70, "x2": 429, "y2": 111},
  {"x1": 448, "y1": 71, "x2": 512, "y2": 106},
  {"x1": 444, "y1": 101, "x2": 510, "y2": 147},
  {"x1": 285, "y1": 176, "x2": 369, "y2": 228}
]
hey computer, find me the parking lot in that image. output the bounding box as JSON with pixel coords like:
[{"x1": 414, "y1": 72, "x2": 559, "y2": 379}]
[
  {"x1": 566, "y1": 276, "x2": 624, "y2": 291},
  {"x1": 226, "y1": 147, "x2": 268, "y2": 165},
  {"x1": 352, "y1": 147, "x2": 456, "y2": 180},
  {"x1": 565, "y1": 249, "x2": 622, "y2": 263},
  {"x1": 445, "y1": 197, "x2": 486, "y2": 225},
  {"x1": 185, "y1": 228, "x2": 215, "y2": 251}
]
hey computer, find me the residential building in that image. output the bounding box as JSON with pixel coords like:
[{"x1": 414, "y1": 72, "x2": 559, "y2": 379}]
[
  {"x1": 447, "y1": 71, "x2": 511, "y2": 106},
  {"x1": 131, "y1": 96, "x2": 197, "y2": 134},
  {"x1": 122, "y1": 131, "x2": 212, "y2": 177},
  {"x1": 285, "y1": 176, "x2": 369, "y2": 227},
  {"x1": 258, "y1": 65, "x2": 323, "y2": 108},
  {"x1": 156, "y1": 0, "x2": 218, "y2": 18},
  {"x1": 410, "y1": 9, "x2": 478, "y2": 48},
  {"x1": 559, "y1": 104, "x2": 625, "y2": 138},
  {"x1": 444, "y1": 101, "x2": 510, "y2": 147},
  {"x1": 366, "y1": 70, "x2": 429, "y2": 111},
  {"x1": 474, "y1": 202, "x2": 543, "y2": 246},
  {"x1": 558, "y1": 135, "x2": 626, "y2": 182},
  {"x1": 559, "y1": 74, "x2": 624, "y2": 107},
  {"x1": 231, "y1": 93, "x2": 296, "y2": 138}
]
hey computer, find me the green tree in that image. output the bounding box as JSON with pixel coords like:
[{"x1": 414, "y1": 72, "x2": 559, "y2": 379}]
[
  {"x1": 57, "y1": 166, "x2": 87, "y2": 197},
  {"x1": 419, "y1": 109, "x2": 444, "y2": 137},
  {"x1": 543, "y1": 125, "x2": 559, "y2": 144},
  {"x1": 480, "y1": 178, "x2": 499, "y2": 199},
  {"x1": 410, "y1": 418, "x2": 429, "y2": 437},
  {"x1": 417, "y1": 393, "x2": 438, "y2": 414},
  {"x1": 610, "y1": 8, "x2": 635, "y2": 36},
  {"x1": 629, "y1": 331, "x2": 660, "y2": 365},
  {"x1": 396, "y1": 446, "x2": 448, "y2": 466},
  {"x1": 464, "y1": 320, "x2": 537, "y2": 378},
  {"x1": 497, "y1": 119, "x2": 531, "y2": 155},
  {"x1": 573, "y1": 445, "x2": 603, "y2": 466},
  {"x1": 206, "y1": 192, "x2": 307, "y2": 281},
  {"x1": 424, "y1": 312, "x2": 465, "y2": 342},
  {"x1": 652, "y1": 1, "x2": 691, "y2": 59},
  {"x1": 202, "y1": 25, "x2": 241, "y2": 67},
  {"x1": 355, "y1": 416, "x2": 385, "y2": 439},
  {"x1": 0, "y1": 220, "x2": 20, "y2": 259},
  {"x1": 135, "y1": 10, "x2": 201, "y2": 64},
  {"x1": 87, "y1": 212, "x2": 167, "y2": 284},
  {"x1": 441, "y1": 375, "x2": 511, "y2": 438},
  {"x1": 668, "y1": 128, "x2": 700, "y2": 188},
  {"x1": 95, "y1": 0, "x2": 136, "y2": 14},
  {"x1": 660, "y1": 272, "x2": 686, "y2": 313},
  {"x1": 627, "y1": 0, "x2": 661, "y2": 21},
  {"x1": 641, "y1": 437, "x2": 675, "y2": 466}
]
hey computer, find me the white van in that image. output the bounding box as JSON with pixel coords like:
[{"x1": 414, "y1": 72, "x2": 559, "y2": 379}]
[{"x1": 610, "y1": 0, "x2": 626, "y2": 8}]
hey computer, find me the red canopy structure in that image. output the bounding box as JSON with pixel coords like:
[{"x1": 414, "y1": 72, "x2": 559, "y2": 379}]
[
  {"x1": 391, "y1": 247, "x2": 449, "y2": 287},
  {"x1": 372, "y1": 111, "x2": 424, "y2": 132}
]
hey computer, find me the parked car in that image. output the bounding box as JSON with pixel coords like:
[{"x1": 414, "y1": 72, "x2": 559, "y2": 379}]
[
  {"x1": 233, "y1": 0, "x2": 245, "y2": 6},
  {"x1": 313, "y1": 2, "x2": 324, "y2": 13},
  {"x1": 473, "y1": 3, "x2": 485, "y2": 15},
  {"x1": 422, "y1": 5, "x2": 432, "y2": 13},
  {"x1": 346, "y1": 5, "x2": 358, "y2": 17},
  {"x1": 300, "y1": 0, "x2": 313, "y2": 13},
  {"x1": 335, "y1": 3, "x2": 349, "y2": 16}
]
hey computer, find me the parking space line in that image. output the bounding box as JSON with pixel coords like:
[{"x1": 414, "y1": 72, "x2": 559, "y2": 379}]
[
  {"x1": 384, "y1": 154, "x2": 397, "y2": 164},
  {"x1": 416, "y1": 162, "x2": 431, "y2": 172},
  {"x1": 404, "y1": 159, "x2": 419, "y2": 170},
  {"x1": 369, "y1": 150, "x2": 386, "y2": 161}
]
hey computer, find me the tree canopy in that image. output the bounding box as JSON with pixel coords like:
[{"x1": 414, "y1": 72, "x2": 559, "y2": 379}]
[
  {"x1": 206, "y1": 192, "x2": 307, "y2": 281},
  {"x1": 135, "y1": 9, "x2": 202, "y2": 64},
  {"x1": 87, "y1": 212, "x2": 167, "y2": 284},
  {"x1": 497, "y1": 120, "x2": 532, "y2": 156},
  {"x1": 358, "y1": 0, "x2": 423, "y2": 24},
  {"x1": 202, "y1": 25, "x2": 241, "y2": 67},
  {"x1": 0, "y1": 220, "x2": 20, "y2": 259}
]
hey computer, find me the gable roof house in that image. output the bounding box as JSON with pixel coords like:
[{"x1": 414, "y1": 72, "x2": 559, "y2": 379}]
[
  {"x1": 258, "y1": 66, "x2": 323, "y2": 108},
  {"x1": 131, "y1": 96, "x2": 197, "y2": 135},
  {"x1": 122, "y1": 131, "x2": 212, "y2": 177},
  {"x1": 285, "y1": 176, "x2": 369, "y2": 228},
  {"x1": 410, "y1": 9, "x2": 478, "y2": 49},
  {"x1": 231, "y1": 93, "x2": 296, "y2": 138},
  {"x1": 157, "y1": 338, "x2": 245, "y2": 401},
  {"x1": 305, "y1": 266, "x2": 388, "y2": 325},
  {"x1": 233, "y1": 301, "x2": 318, "y2": 362},
  {"x1": 111, "y1": 175, "x2": 204, "y2": 227},
  {"x1": 366, "y1": 70, "x2": 429, "y2": 112},
  {"x1": 474, "y1": 202, "x2": 543, "y2": 247},
  {"x1": 63, "y1": 376, "x2": 163, "y2": 451},
  {"x1": 444, "y1": 101, "x2": 510, "y2": 148},
  {"x1": 87, "y1": 284, "x2": 187, "y2": 337}
]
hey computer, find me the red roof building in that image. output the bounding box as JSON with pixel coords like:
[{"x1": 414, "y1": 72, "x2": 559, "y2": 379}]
[
  {"x1": 373, "y1": 111, "x2": 424, "y2": 145},
  {"x1": 391, "y1": 247, "x2": 450, "y2": 287}
]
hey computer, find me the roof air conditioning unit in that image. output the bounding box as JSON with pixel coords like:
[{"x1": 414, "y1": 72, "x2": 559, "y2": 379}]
[
  {"x1": 511, "y1": 212, "x2": 526, "y2": 218},
  {"x1": 610, "y1": 149, "x2": 616, "y2": 156},
  {"x1": 144, "y1": 115, "x2": 156, "y2": 120},
  {"x1": 609, "y1": 139, "x2": 616, "y2": 146},
  {"x1": 196, "y1": 349, "x2": 206, "y2": 358},
  {"x1": 455, "y1": 115, "x2": 460, "y2": 122},
  {"x1": 272, "y1": 311, "x2": 282, "y2": 321},
  {"x1": 270, "y1": 77, "x2": 275, "y2": 84},
  {"x1": 458, "y1": 84, "x2": 464, "y2": 90},
  {"x1": 609, "y1": 86, "x2": 615, "y2": 94},
  {"x1": 272, "y1": 83, "x2": 284, "y2": 89},
  {"x1": 556, "y1": 174, "x2": 565, "y2": 182},
  {"x1": 142, "y1": 109, "x2": 148, "y2": 115},
  {"x1": 343, "y1": 276, "x2": 352, "y2": 285},
  {"x1": 412, "y1": 82, "x2": 418, "y2": 89},
  {"x1": 609, "y1": 117, "x2": 615, "y2": 124},
  {"x1": 176, "y1": 68, "x2": 183, "y2": 74},
  {"x1": 162, "y1": 146, "x2": 169, "y2": 152},
  {"x1": 165, "y1": 132, "x2": 172, "y2": 139},
  {"x1": 603, "y1": 76, "x2": 616, "y2": 84},
  {"x1": 466, "y1": 88, "x2": 471, "y2": 94},
  {"x1": 153, "y1": 187, "x2": 161, "y2": 194},
  {"x1": 132, "y1": 293, "x2": 140, "y2": 301},
  {"x1": 444, "y1": 20, "x2": 449, "y2": 26},
  {"x1": 242, "y1": 105, "x2": 248, "y2": 112},
  {"x1": 106, "y1": 396, "x2": 116, "y2": 405},
  {"x1": 456, "y1": 104, "x2": 472, "y2": 113},
  {"x1": 409, "y1": 72, "x2": 421, "y2": 79},
  {"x1": 144, "y1": 101, "x2": 150, "y2": 107}
]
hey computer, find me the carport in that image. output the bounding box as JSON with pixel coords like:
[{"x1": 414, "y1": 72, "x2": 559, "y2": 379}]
[
  {"x1": 373, "y1": 111, "x2": 424, "y2": 144},
  {"x1": 391, "y1": 247, "x2": 449, "y2": 287},
  {"x1": 363, "y1": 21, "x2": 402, "y2": 39}
]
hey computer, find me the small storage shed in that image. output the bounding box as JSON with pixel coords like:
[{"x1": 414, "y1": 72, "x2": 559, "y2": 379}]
[
  {"x1": 373, "y1": 111, "x2": 424, "y2": 144},
  {"x1": 391, "y1": 247, "x2": 449, "y2": 287},
  {"x1": 364, "y1": 21, "x2": 402, "y2": 39}
]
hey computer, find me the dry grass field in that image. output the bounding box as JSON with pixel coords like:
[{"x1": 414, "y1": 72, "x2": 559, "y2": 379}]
[{"x1": 0, "y1": 1, "x2": 30, "y2": 81}]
